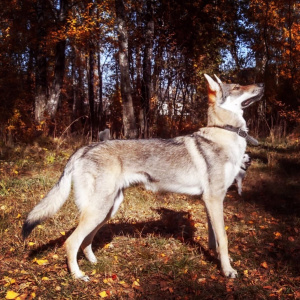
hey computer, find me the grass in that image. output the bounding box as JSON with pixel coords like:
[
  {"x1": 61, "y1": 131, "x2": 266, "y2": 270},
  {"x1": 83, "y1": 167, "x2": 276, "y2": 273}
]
[{"x1": 0, "y1": 137, "x2": 299, "y2": 299}]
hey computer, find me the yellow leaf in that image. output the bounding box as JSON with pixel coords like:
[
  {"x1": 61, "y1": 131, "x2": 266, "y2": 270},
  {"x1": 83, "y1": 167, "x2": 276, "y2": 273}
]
[
  {"x1": 99, "y1": 291, "x2": 108, "y2": 298},
  {"x1": 31, "y1": 292, "x2": 36, "y2": 298},
  {"x1": 103, "y1": 243, "x2": 113, "y2": 249},
  {"x1": 16, "y1": 214, "x2": 21, "y2": 219},
  {"x1": 42, "y1": 277, "x2": 50, "y2": 280},
  {"x1": 132, "y1": 280, "x2": 140, "y2": 287},
  {"x1": 4, "y1": 277, "x2": 15, "y2": 287},
  {"x1": 91, "y1": 269, "x2": 96, "y2": 275},
  {"x1": 119, "y1": 280, "x2": 129, "y2": 288},
  {"x1": 37, "y1": 225, "x2": 43, "y2": 229},
  {"x1": 225, "y1": 226, "x2": 229, "y2": 231},
  {"x1": 52, "y1": 254, "x2": 58, "y2": 259},
  {"x1": 35, "y1": 259, "x2": 49, "y2": 265},
  {"x1": 6, "y1": 290, "x2": 20, "y2": 299},
  {"x1": 103, "y1": 278, "x2": 112, "y2": 284},
  {"x1": 60, "y1": 231, "x2": 65, "y2": 236},
  {"x1": 28, "y1": 242, "x2": 35, "y2": 246}
]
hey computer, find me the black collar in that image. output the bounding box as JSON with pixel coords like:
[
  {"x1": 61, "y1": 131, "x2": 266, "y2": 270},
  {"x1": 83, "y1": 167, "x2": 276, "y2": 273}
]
[{"x1": 211, "y1": 125, "x2": 259, "y2": 146}]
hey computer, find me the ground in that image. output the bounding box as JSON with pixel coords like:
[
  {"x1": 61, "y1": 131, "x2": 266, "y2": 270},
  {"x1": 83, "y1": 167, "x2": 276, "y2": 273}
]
[{"x1": 0, "y1": 138, "x2": 299, "y2": 299}]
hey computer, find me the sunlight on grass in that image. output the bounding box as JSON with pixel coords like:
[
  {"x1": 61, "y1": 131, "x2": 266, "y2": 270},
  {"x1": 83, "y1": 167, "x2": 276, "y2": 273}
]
[{"x1": 0, "y1": 140, "x2": 299, "y2": 299}]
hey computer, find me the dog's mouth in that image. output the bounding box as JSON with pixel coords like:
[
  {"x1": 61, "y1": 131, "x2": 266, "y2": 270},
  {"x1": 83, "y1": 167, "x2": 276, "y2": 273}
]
[{"x1": 241, "y1": 93, "x2": 263, "y2": 108}]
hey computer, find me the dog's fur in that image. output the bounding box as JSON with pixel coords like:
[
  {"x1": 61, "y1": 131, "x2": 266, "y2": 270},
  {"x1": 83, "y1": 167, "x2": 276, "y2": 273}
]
[
  {"x1": 235, "y1": 153, "x2": 251, "y2": 195},
  {"x1": 22, "y1": 75, "x2": 264, "y2": 280}
]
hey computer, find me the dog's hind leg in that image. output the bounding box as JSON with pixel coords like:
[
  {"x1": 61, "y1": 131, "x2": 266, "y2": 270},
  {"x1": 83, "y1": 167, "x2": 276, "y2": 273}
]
[
  {"x1": 80, "y1": 220, "x2": 108, "y2": 264},
  {"x1": 65, "y1": 196, "x2": 115, "y2": 281},
  {"x1": 204, "y1": 192, "x2": 238, "y2": 278},
  {"x1": 80, "y1": 190, "x2": 123, "y2": 264}
]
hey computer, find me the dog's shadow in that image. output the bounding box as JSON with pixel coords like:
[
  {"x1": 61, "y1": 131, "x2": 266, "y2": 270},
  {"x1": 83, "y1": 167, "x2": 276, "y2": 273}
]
[{"x1": 27, "y1": 207, "x2": 216, "y2": 264}]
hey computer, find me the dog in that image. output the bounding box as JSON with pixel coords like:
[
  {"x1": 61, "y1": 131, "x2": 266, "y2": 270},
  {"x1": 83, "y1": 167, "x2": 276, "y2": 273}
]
[
  {"x1": 235, "y1": 153, "x2": 251, "y2": 195},
  {"x1": 99, "y1": 128, "x2": 110, "y2": 142},
  {"x1": 22, "y1": 74, "x2": 264, "y2": 280}
]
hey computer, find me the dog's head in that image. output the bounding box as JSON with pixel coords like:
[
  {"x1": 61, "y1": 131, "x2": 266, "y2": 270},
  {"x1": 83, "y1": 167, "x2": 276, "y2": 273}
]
[
  {"x1": 242, "y1": 153, "x2": 252, "y2": 169},
  {"x1": 204, "y1": 74, "x2": 264, "y2": 113}
]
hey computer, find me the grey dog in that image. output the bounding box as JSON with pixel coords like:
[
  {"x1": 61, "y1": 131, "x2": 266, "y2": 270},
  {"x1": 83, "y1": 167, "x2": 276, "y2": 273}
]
[{"x1": 23, "y1": 74, "x2": 264, "y2": 280}]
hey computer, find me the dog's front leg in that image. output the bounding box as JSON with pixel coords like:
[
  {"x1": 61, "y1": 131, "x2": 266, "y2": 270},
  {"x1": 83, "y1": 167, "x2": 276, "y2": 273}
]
[
  {"x1": 206, "y1": 208, "x2": 217, "y2": 251},
  {"x1": 204, "y1": 194, "x2": 238, "y2": 278}
]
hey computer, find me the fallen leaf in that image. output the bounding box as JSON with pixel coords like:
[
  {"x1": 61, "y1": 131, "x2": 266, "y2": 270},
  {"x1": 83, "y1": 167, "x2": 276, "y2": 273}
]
[
  {"x1": 263, "y1": 286, "x2": 272, "y2": 290},
  {"x1": 99, "y1": 291, "x2": 108, "y2": 298},
  {"x1": 4, "y1": 278, "x2": 16, "y2": 287},
  {"x1": 42, "y1": 277, "x2": 50, "y2": 280},
  {"x1": 261, "y1": 261, "x2": 268, "y2": 269},
  {"x1": 274, "y1": 232, "x2": 282, "y2": 239},
  {"x1": 104, "y1": 243, "x2": 113, "y2": 249},
  {"x1": 33, "y1": 258, "x2": 49, "y2": 265},
  {"x1": 132, "y1": 280, "x2": 140, "y2": 287},
  {"x1": 119, "y1": 280, "x2": 130, "y2": 288},
  {"x1": 5, "y1": 290, "x2": 20, "y2": 299}
]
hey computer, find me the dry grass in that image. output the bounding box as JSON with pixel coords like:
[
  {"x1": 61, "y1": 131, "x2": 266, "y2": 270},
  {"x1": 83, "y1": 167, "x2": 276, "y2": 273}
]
[{"x1": 0, "y1": 138, "x2": 299, "y2": 299}]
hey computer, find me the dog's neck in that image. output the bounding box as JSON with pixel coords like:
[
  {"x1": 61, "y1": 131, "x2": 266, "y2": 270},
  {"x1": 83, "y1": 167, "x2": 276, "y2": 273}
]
[
  {"x1": 207, "y1": 106, "x2": 259, "y2": 146},
  {"x1": 207, "y1": 106, "x2": 247, "y2": 131}
]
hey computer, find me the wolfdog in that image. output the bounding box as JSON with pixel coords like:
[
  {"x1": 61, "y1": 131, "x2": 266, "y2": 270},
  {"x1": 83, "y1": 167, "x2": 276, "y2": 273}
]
[{"x1": 22, "y1": 75, "x2": 264, "y2": 280}]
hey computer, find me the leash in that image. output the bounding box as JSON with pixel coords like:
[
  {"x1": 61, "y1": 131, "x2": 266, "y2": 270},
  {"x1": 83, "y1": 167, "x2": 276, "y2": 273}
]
[{"x1": 211, "y1": 125, "x2": 259, "y2": 146}]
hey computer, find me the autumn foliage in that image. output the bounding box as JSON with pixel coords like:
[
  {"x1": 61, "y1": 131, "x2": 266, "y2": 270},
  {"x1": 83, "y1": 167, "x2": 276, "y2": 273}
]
[{"x1": 0, "y1": 0, "x2": 299, "y2": 143}]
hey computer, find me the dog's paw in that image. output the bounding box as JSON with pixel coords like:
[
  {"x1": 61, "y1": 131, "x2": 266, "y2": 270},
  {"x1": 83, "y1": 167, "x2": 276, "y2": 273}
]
[
  {"x1": 72, "y1": 271, "x2": 90, "y2": 282},
  {"x1": 223, "y1": 267, "x2": 238, "y2": 278},
  {"x1": 79, "y1": 275, "x2": 90, "y2": 282}
]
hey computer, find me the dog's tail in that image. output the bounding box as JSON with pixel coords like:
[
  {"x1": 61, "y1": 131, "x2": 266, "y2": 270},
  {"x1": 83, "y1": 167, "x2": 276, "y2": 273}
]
[{"x1": 22, "y1": 148, "x2": 83, "y2": 239}]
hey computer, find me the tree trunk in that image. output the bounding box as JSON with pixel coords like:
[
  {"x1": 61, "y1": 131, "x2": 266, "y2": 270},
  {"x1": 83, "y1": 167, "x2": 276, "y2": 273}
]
[
  {"x1": 34, "y1": 0, "x2": 48, "y2": 123},
  {"x1": 88, "y1": 45, "x2": 97, "y2": 140},
  {"x1": 98, "y1": 50, "x2": 104, "y2": 129},
  {"x1": 47, "y1": 0, "x2": 67, "y2": 119},
  {"x1": 115, "y1": 0, "x2": 137, "y2": 139},
  {"x1": 141, "y1": 0, "x2": 154, "y2": 138}
]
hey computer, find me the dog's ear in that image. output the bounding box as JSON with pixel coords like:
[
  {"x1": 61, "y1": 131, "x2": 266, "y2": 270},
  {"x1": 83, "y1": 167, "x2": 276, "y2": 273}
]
[
  {"x1": 214, "y1": 74, "x2": 222, "y2": 85},
  {"x1": 204, "y1": 74, "x2": 220, "y2": 92}
]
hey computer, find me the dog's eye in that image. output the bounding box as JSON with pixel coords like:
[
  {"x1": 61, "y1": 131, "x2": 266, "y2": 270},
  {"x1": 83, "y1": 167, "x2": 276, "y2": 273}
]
[{"x1": 233, "y1": 85, "x2": 240, "y2": 91}]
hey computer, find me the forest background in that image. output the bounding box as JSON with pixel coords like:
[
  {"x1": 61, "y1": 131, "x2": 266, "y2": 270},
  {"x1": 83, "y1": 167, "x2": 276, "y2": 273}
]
[
  {"x1": 1, "y1": 1, "x2": 300, "y2": 299},
  {"x1": 0, "y1": 0, "x2": 299, "y2": 143}
]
